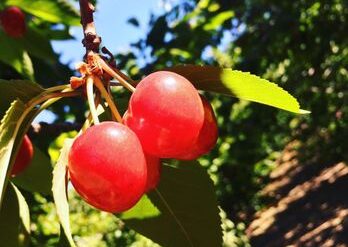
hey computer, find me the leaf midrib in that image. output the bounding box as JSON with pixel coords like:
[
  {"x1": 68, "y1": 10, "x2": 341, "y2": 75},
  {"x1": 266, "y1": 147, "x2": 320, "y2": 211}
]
[{"x1": 155, "y1": 189, "x2": 194, "y2": 247}]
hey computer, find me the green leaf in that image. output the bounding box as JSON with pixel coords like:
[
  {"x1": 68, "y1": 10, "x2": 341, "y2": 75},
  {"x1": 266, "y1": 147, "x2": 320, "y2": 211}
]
[
  {"x1": 15, "y1": 26, "x2": 56, "y2": 62},
  {"x1": 0, "y1": 80, "x2": 44, "y2": 207},
  {"x1": 169, "y1": 48, "x2": 192, "y2": 59},
  {"x1": 0, "y1": 32, "x2": 34, "y2": 79},
  {"x1": 127, "y1": 17, "x2": 140, "y2": 27},
  {"x1": 12, "y1": 145, "x2": 53, "y2": 195},
  {"x1": 123, "y1": 161, "x2": 222, "y2": 247},
  {"x1": 0, "y1": 182, "x2": 30, "y2": 247},
  {"x1": 58, "y1": 226, "x2": 73, "y2": 247},
  {"x1": 165, "y1": 65, "x2": 309, "y2": 114},
  {"x1": 52, "y1": 138, "x2": 76, "y2": 247},
  {"x1": 5, "y1": 0, "x2": 80, "y2": 25},
  {"x1": 0, "y1": 79, "x2": 44, "y2": 117},
  {"x1": 43, "y1": 27, "x2": 74, "y2": 41},
  {"x1": 121, "y1": 195, "x2": 160, "y2": 220},
  {"x1": 203, "y1": 11, "x2": 234, "y2": 31},
  {"x1": 21, "y1": 52, "x2": 35, "y2": 81},
  {"x1": 0, "y1": 100, "x2": 27, "y2": 207}
]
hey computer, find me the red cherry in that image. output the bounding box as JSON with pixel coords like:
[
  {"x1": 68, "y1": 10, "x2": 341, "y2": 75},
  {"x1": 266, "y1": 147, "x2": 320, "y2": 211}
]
[
  {"x1": 122, "y1": 113, "x2": 161, "y2": 192},
  {"x1": 144, "y1": 154, "x2": 161, "y2": 192},
  {"x1": 11, "y1": 135, "x2": 33, "y2": 176},
  {"x1": 68, "y1": 122, "x2": 147, "y2": 213},
  {"x1": 0, "y1": 6, "x2": 26, "y2": 38},
  {"x1": 124, "y1": 71, "x2": 204, "y2": 158},
  {"x1": 178, "y1": 96, "x2": 218, "y2": 160}
]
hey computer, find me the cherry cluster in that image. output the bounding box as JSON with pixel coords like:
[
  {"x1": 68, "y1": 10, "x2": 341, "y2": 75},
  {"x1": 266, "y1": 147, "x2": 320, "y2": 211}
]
[
  {"x1": 6, "y1": 35, "x2": 217, "y2": 213},
  {"x1": 68, "y1": 71, "x2": 218, "y2": 213},
  {"x1": 0, "y1": 6, "x2": 26, "y2": 38},
  {"x1": 9, "y1": 68, "x2": 217, "y2": 212}
]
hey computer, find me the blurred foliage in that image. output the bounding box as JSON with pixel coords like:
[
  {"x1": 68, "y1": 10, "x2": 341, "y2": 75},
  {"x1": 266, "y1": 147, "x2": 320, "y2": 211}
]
[{"x1": 0, "y1": 0, "x2": 346, "y2": 246}]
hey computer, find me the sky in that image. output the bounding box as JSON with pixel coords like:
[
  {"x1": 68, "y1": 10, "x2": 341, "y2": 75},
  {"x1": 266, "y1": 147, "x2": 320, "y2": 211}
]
[
  {"x1": 35, "y1": 0, "x2": 175, "y2": 123},
  {"x1": 52, "y1": 0, "x2": 171, "y2": 66}
]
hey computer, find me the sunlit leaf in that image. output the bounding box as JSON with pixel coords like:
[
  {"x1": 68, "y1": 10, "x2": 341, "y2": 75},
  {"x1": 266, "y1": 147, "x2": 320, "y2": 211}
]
[
  {"x1": 5, "y1": 0, "x2": 80, "y2": 25},
  {"x1": 166, "y1": 65, "x2": 309, "y2": 114},
  {"x1": 121, "y1": 195, "x2": 160, "y2": 220},
  {"x1": 52, "y1": 138, "x2": 76, "y2": 247},
  {"x1": 203, "y1": 11, "x2": 234, "y2": 31}
]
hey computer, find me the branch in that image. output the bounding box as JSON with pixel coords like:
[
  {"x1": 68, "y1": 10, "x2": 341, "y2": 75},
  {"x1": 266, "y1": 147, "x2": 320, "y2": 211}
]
[{"x1": 79, "y1": 0, "x2": 101, "y2": 57}]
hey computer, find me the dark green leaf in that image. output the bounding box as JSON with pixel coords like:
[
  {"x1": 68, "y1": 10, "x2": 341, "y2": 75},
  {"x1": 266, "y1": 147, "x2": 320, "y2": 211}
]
[
  {"x1": 166, "y1": 65, "x2": 309, "y2": 114},
  {"x1": 14, "y1": 26, "x2": 56, "y2": 62},
  {"x1": 0, "y1": 32, "x2": 34, "y2": 79},
  {"x1": 127, "y1": 17, "x2": 140, "y2": 27},
  {"x1": 0, "y1": 79, "x2": 44, "y2": 117},
  {"x1": 52, "y1": 138, "x2": 76, "y2": 247},
  {"x1": 58, "y1": 226, "x2": 73, "y2": 247},
  {"x1": 45, "y1": 28, "x2": 74, "y2": 41},
  {"x1": 123, "y1": 161, "x2": 222, "y2": 247},
  {"x1": 0, "y1": 182, "x2": 30, "y2": 247},
  {"x1": 147, "y1": 16, "x2": 168, "y2": 49},
  {"x1": 5, "y1": 0, "x2": 80, "y2": 25},
  {"x1": 12, "y1": 145, "x2": 53, "y2": 195}
]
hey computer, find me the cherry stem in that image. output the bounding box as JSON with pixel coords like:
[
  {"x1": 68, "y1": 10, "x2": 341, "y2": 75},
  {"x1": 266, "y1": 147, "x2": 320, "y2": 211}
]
[
  {"x1": 116, "y1": 68, "x2": 136, "y2": 85},
  {"x1": 97, "y1": 56, "x2": 136, "y2": 92},
  {"x1": 25, "y1": 87, "x2": 78, "y2": 109},
  {"x1": 86, "y1": 76, "x2": 100, "y2": 124},
  {"x1": 45, "y1": 84, "x2": 72, "y2": 93},
  {"x1": 93, "y1": 76, "x2": 123, "y2": 122},
  {"x1": 80, "y1": 112, "x2": 93, "y2": 134}
]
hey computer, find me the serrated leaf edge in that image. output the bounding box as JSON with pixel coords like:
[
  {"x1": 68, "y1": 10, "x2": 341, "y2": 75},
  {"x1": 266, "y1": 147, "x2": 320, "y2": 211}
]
[
  {"x1": 0, "y1": 100, "x2": 25, "y2": 207},
  {"x1": 221, "y1": 69, "x2": 309, "y2": 114}
]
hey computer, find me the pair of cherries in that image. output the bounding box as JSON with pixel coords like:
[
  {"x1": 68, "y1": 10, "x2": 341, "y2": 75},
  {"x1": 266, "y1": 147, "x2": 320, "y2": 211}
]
[{"x1": 68, "y1": 72, "x2": 218, "y2": 213}]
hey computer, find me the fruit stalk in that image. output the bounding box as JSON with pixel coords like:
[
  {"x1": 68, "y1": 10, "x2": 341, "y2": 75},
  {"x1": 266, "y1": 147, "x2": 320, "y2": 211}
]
[
  {"x1": 86, "y1": 76, "x2": 100, "y2": 124},
  {"x1": 97, "y1": 56, "x2": 136, "y2": 92},
  {"x1": 93, "y1": 75, "x2": 123, "y2": 122}
]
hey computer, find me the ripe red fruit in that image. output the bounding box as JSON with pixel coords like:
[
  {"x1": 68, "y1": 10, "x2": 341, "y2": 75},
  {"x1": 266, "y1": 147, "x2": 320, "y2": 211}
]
[
  {"x1": 68, "y1": 122, "x2": 147, "y2": 213},
  {"x1": 11, "y1": 135, "x2": 33, "y2": 176},
  {"x1": 124, "y1": 71, "x2": 204, "y2": 158},
  {"x1": 0, "y1": 6, "x2": 26, "y2": 38},
  {"x1": 144, "y1": 154, "x2": 161, "y2": 192},
  {"x1": 177, "y1": 96, "x2": 218, "y2": 160}
]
